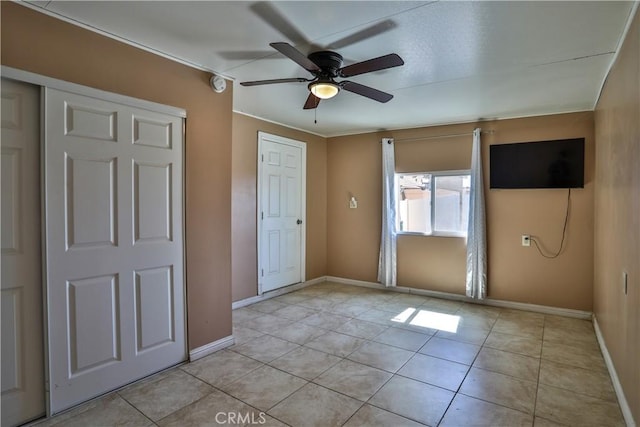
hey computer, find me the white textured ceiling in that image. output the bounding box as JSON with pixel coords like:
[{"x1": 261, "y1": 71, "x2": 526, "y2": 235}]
[{"x1": 25, "y1": 1, "x2": 634, "y2": 137}]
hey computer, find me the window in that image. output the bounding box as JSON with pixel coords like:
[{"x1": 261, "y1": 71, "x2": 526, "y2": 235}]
[{"x1": 397, "y1": 171, "x2": 470, "y2": 236}]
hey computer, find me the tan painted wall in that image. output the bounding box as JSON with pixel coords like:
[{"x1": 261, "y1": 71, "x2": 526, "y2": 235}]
[
  {"x1": 232, "y1": 113, "x2": 327, "y2": 302},
  {"x1": 594, "y1": 9, "x2": 639, "y2": 423},
  {"x1": 1, "y1": 2, "x2": 233, "y2": 350},
  {"x1": 328, "y1": 112, "x2": 595, "y2": 310}
]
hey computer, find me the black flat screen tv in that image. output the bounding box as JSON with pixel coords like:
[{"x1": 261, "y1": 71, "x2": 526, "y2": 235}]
[{"x1": 490, "y1": 138, "x2": 584, "y2": 189}]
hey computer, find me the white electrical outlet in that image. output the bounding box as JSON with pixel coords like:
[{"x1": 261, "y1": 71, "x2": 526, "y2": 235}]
[{"x1": 522, "y1": 235, "x2": 531, "y2": 247}]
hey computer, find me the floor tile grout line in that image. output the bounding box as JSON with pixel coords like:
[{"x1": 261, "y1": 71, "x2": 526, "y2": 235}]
[
  {"x1": 538, "y1": 352, "x2": 614, "y2": 375},
  {"x1": 181, "y1": 359, "x2": 306, "y2": 425},
  {"x1": 111, "y1": 366, "x2": 200, "y2": 421},
  {"x1": 412, "y1": 348, "x2": 475, "y2": 367},
  {"x1": 364, "y1": 398, "x2": 432, "y2": 426},
  {"x1": 150, "y1": 387, "x2": 215, "y2": 425},
  {"x1": 305, "y1": 383, "x2": 367, "y2": 425},
  {"x1": 532, "y1": 316, "x2": 547, "y2": 424},
  {"x1": 454, "y1": 391, "x2": 537, "y2": 419},
  {"x1": 392, "y1": 368, "x2": 467, "y2": 393},
  {"x1": 231, "y1": 340, "x2": 303, "y2": 365},
  {"x1": 249, "y1": 378, "x2": 308, "y2": 418},
  {"x1": 339, "y1": 403, "x2": 430, "y2": 427},
  {"x1": 434, "y1": 314, "x2": 495, "y2": 426},
  {"x1": 216, "y1": 379, "x2": 295, "y2": 426},
  {"x1": 425, "y1": 332, "x2": 486, "y2": 346},
  {"x1": 267, "y1": 355, "x2": 342, "y2": 384},
  {"x1": 179, "y1": 362, "x2": 262, "y2": 395},
  {"x1": 534, "y1": 376, "x2": 623, "y2": 405},
  {"x1": 538, "y1": 342, "x2": 611, "y2": 373},
  {"x1": 463, "y1": 365, "x2": 539, "y2": 385},
  {"x1": 309, "y1": 368, "x2": 392, "y2": 403},
  {"x1": 481, "y1": 341, "x2": 543, "y2": 359},
  {"x1": 350, "y1": 333, "x2": 441, "y2": 426},
  {"x1": 117, "y1": 383, "x2": 185, "y2": 425}
]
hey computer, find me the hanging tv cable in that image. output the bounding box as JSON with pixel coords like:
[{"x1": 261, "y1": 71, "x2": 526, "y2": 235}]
[{"x1": 530, "y1": 189, "x2": 571, "y2": 259}]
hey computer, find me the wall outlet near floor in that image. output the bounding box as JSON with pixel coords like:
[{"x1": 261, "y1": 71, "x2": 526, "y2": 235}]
[
  {"x1": 522, "y1": 235, "x2": 531, "y2": 247},
  {"x1": 623, "y1": 271, "x2": 628, "y2": 295}
]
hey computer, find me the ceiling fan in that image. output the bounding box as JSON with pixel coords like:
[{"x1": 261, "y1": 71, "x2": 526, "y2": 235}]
[{"x1": 240, "y1": 42, "x2": 404, "y2": 110}]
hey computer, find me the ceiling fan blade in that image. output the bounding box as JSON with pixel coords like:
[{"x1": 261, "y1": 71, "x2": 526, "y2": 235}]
[
  {"x1": 340, "y1": 81, "x2": 394, "y2": 103},
  {"x1": 250, "y1": 2, "x2": 309, "y2": 46},
  {"x1": 327, "y1": 20, "x2": 397, "y2": 50},
  {"x1": 303, "y1": 93, "x2": 321, "y2": 110},
  {"x1": 240, "y1": 77, "x2": 310, "y2": 87},
  {"x1": 270, "y1": 42, "x2": 321, "y2": 73},
  {"x1": 339, "y1": 53, "x2": 404, "y2": 78}
]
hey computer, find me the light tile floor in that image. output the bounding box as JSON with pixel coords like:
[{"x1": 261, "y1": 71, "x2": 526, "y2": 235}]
[{"x1": 34, "y1": 282, "x2": 625, "y2": 426}]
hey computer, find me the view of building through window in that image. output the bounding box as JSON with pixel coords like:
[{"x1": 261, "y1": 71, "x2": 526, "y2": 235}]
[{"x1": 397, "y1": 172, "x2": 470, "y2": 235}]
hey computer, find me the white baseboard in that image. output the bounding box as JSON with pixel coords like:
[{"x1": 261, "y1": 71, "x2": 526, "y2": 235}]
[
  {"x1": 232, "y1": 294, "x2": 264, "y2": 310},
  {"x1": 325, "y1": 276, "x2": 387, "y2": 289},
  {"x1": 480, "y1": 298, "x2": 591, "y2": 319},
  {"x1": 189, "y1": 335, "x2": 234, "y2": 361},
  {"x1": 593, "y1": 316, "x2": 636, "y2": 427},
  {"x1": 232, "y1": 276, "x2": 327, "y2": 310},
  {"x1": 326, "y1": 276, "x2": 469, "y2": 300},
  {"x1": 325, "y1": 276, "x2": 592, "y2": 319}
]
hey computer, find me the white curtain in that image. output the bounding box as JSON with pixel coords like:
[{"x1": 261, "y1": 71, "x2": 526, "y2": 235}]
[
  {"x1": 466, "y1": 128, "x2": 487, "y2": 299},
  {"x1": 378, "y1": 138, "x2": 397, "y2": 287}
]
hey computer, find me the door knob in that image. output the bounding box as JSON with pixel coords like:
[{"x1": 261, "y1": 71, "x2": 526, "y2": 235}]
[{"x1": 297, "y1": 219, "x2": 303, "y2": 225}]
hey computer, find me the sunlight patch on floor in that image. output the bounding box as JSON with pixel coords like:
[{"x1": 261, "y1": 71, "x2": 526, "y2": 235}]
[
  {"x1": 390, "y1": 307, "x2": 460, "y2": 333},
  {"x1": 391, "y1": 308, "x2": 416, "y2": 323},
  {"x1": 410, "y1": 310, "x2": 460, "y2": 333}
]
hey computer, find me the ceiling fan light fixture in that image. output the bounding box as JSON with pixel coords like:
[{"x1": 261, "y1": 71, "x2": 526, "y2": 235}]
[{"x1": 309, "y1": 81, "x2": 339, "y2": 99}]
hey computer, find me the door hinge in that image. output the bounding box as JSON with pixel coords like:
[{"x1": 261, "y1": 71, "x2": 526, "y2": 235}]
[
  {"x1": 261, "y1": 211, "x2": 264, "y2": 220},
  {"x1": 261, "y1": 269, "x2": 264, "y2": 277},
  {"x1": 261, "y1": 154, "x2": 264, "y2": 162}
]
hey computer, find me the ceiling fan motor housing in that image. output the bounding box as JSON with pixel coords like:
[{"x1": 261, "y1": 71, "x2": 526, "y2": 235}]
[{"x1": 308, "y1": 51, "x2": 343, "y2": 77}]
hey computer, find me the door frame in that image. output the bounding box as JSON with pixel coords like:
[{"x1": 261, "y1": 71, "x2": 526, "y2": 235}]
[
  {"x1": 1, "y1": 66, "x2": 188, "y2": 417},
  {"x1": 256, "y1": 131, "x2": 306, "y2": 295}
]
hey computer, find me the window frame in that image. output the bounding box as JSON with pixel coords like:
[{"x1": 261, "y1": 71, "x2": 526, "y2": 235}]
[{"x1": 396, "y1": 169, "x2": 471, "y2": 238}]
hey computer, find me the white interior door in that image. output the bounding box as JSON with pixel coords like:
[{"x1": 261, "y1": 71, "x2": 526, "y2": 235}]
[
  {"x1": 258, "y1": 132, "x2": 306, "y2": 293},
  {"x1": 44, "y1": 88, "x2": 186, "y2": 414},
  {"x1": 1, "y1": 79, "x2": 45, "y2": 426}
]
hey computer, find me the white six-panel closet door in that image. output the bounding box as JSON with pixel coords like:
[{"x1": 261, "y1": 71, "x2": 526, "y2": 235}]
[
  {"x1": 1, "y1": 79, "x2": 45, "y2": 427},
  {"x1": 44, "y1": 88, "x2": 186, "y2": 414}
]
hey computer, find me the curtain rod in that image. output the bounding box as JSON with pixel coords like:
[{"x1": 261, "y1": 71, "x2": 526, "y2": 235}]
[{"x1": 383, "y1": 129, "x2": 494, "y2": 143}]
